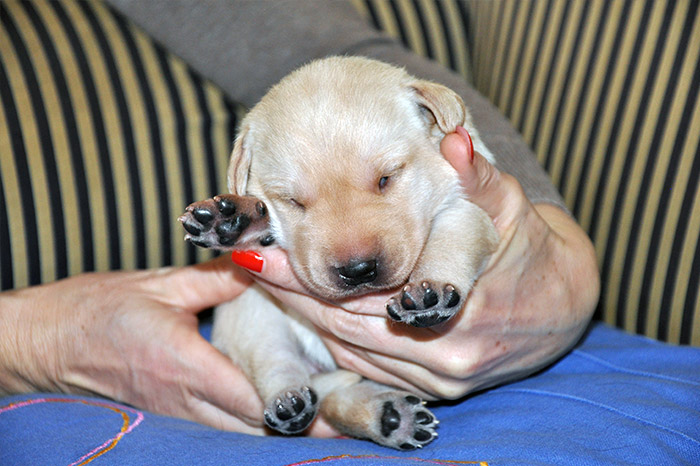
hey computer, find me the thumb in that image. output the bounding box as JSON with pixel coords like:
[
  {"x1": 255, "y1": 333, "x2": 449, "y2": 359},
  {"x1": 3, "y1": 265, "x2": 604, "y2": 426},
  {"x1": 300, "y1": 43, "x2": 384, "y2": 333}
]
[
  {"x1": 231, "y1": 247, "x2": 310, "y2": 294},
  {"x1": 160, "y1": 255, "x2": 254, "y2": 312},
  {"x1": 440, "y1": 126, "x2": 528, "y2": 232}
]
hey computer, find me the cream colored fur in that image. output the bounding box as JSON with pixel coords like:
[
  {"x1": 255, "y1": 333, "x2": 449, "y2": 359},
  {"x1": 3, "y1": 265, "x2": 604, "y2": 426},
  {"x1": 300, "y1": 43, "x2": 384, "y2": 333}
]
[{"x1": 210, "y1": 56, "x2": 498, "y2": 449}]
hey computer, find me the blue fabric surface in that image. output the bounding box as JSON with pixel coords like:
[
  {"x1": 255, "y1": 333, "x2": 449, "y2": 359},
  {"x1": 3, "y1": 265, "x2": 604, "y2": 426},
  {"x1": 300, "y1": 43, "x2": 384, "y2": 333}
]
[{"x1": 1, "y1": 323, "x2": 698, "y2": 465}]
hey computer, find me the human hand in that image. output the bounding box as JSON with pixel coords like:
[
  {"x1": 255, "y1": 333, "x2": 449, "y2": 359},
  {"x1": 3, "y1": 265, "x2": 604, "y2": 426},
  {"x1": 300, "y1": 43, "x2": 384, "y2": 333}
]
[
  {"x1": 0, "y1": 257, "x2": 265, "y2": 433},
  {"x1": 233, "y1": 126, "x2": 599, "y2": 400}
]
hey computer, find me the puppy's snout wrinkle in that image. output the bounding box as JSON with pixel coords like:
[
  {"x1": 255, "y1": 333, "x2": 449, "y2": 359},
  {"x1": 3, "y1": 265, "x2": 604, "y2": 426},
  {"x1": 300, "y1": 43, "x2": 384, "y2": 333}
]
[{"x1": 336, "y1": 258, "x2": 378, "y2": 286}]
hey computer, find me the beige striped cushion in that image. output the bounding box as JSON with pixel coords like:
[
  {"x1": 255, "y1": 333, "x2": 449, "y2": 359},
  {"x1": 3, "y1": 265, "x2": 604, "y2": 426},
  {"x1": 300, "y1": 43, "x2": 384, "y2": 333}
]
[
  {"x1": 354, "y1": 0, "x2": 700, "y2": 345},
  {"x1": 0, "y1": 0, "x2": 243, "y2": 289}
]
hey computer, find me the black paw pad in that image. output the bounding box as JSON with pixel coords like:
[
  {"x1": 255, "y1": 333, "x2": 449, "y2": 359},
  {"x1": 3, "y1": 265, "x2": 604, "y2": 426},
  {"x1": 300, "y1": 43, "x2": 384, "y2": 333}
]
[
  {"x1": 373, "y1": 392, "x2": 439, "y2": 450},
  {"x1": 179, "y1": 194, "x2": 271, "y2": 250},
  {"x1": 264, "y1": 386, "x2": 318, "y2": 435},
  {"x1": 386, "y1": 281, "x2": 463, "y2": 328},
  {"x1": 381, "y1": 402, "x2": 401, "y2": 437}
]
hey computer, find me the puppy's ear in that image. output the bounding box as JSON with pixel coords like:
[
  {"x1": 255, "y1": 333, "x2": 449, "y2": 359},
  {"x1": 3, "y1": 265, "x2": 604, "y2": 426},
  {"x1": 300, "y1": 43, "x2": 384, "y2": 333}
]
[
  {"x1": 410, "y1": 80, "x2": 466, "y2": 139},
  {"x1": 227, "y1": 124, "x2": 252, "y2": 195}
]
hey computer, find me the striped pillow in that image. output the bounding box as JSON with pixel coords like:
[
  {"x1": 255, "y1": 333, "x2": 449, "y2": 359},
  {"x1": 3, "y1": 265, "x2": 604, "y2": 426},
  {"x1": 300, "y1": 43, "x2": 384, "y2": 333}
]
[{"x1": 0, "y1": 0, "x2": 244, "y2": 290}]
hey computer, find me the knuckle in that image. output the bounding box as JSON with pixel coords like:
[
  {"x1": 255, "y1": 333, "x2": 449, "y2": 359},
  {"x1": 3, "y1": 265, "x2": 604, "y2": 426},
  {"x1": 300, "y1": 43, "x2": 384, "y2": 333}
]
[
  {"x1": 433, "y1": 351, "x2": 481, "y2": 381},
  {"x1": 424, "y1": 375, "x2": 474, "y2": 400}
]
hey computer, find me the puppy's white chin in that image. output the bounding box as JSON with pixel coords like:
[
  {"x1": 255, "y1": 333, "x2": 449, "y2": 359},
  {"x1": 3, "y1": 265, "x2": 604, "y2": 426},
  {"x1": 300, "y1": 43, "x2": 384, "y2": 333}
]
[{"x1": 301, "y1": 274, "x2": 408, "y2": 302}]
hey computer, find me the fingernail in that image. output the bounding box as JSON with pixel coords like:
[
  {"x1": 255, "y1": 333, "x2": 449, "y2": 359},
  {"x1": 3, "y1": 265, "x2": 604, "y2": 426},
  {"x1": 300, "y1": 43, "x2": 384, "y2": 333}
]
[
  {"x1": 456, "y1": 126, "x2": 474, "y2": 163},
  {"x1": 231, "y1": 250, "x2": 263, "y2": 273}
]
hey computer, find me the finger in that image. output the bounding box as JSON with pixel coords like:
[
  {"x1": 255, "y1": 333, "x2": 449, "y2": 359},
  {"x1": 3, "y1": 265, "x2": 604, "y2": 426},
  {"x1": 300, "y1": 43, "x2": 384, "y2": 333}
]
[
  {"x1": 184, "y1": 397, "x2": 265, "y2": 435},
  {"x1": 240, "y1": 247, "x2": 310, "y2": 294},
  {"x1": 320, "y1": 335, "x2": 441, "y2": 400},
  {"x1": 189, "y1": 337, "x2": 265, "y2": 428},
  {"x1": 440, "y1": 129, "x2": 529, "y2": 233}
]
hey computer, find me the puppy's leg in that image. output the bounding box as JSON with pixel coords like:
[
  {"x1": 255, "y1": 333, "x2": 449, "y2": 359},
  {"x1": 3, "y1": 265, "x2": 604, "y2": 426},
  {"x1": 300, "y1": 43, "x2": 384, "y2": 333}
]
[
  {"x1": 212, "y1": 285, "x2": 319, "y2": 434},
  {"x1": 179, "y1": 194, "x2": 273, "y2": 249},
  {"x1": 313, "y1": 371, "x2": 438, "y2": 450},
  {"x1": 387, "y1": 199, "x2": 498, "y2": 327}
]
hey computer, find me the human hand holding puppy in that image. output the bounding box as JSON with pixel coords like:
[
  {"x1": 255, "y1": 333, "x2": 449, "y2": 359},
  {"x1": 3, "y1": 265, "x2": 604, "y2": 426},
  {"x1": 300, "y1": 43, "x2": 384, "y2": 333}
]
[
  {"x1": 0, "y1": 257, "x2": 266, "y2": 434},
  {"x1": 237, "y1": 127, "x2": 600, "y2": 400}
]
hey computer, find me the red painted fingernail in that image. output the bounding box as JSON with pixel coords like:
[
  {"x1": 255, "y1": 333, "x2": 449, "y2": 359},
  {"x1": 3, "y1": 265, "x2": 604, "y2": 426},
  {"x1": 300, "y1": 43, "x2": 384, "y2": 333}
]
[
  {"x1": 231, "y1": 250, "x2": 263, "y2": 273},
  {"x1": 456, "y1": 126, "x2": 474, "y2": 163}
]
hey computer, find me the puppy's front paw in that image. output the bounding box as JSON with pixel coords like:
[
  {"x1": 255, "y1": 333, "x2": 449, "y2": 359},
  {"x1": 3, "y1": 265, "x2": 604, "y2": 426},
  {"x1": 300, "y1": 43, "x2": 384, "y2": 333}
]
[
  {"x1": 264, "y1": 386, "x2": 319, "y2": 434},
  {"x1": 373, "y1": 393, "x2": 438, "y2": 450},
  {"x1": 386, "y1": 281, "x2": 462, "y2": 328},
  {"x1": 179, "y1": 194, "x2": 273, "y2": 249}
]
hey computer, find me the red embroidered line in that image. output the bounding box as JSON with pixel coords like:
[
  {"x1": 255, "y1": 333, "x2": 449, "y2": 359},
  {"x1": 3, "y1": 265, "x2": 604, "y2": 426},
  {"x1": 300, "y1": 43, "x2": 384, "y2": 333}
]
[
  {"x1": 0, "y1": 397, "x2": 144, "y2": 465},
  {"x1": 284, "y1": 454, "x2": 487, "y2": 465}
]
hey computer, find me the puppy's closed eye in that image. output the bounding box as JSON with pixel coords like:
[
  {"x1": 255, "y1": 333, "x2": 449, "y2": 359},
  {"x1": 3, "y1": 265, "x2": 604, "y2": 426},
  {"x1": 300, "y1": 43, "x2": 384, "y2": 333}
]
[
  {"x1": 376, "y1": 163, "x2": 405, "y2": 194},
  {"x1": 378, "y1": 175, "x2": 390, "y2": 192},
  {"x1": 288, "y1": 198, "x2": 306, "y2": 210}
]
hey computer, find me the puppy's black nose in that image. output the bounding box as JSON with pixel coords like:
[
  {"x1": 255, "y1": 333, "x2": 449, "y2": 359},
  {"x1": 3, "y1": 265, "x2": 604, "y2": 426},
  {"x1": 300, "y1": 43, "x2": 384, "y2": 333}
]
[{"x1": 337, "y1": 259, "x2": 377, "y2": 286}]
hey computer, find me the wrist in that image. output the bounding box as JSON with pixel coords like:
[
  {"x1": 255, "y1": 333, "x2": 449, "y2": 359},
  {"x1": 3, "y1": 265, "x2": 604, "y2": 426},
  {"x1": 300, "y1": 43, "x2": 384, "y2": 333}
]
[
  {"x1": 0, "y1": 286, "x2": 63, "y2": 395},
  {"x1": 0, "y1": 290, "x2": 32, "y2": 394},
  {"x1": 534, "y1": 203, "x2": 600, "y2": 323}
]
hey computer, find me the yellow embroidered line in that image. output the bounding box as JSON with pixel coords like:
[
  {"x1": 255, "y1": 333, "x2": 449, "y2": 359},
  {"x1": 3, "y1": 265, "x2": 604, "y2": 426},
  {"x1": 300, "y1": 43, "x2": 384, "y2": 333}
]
[
  {"x1": 0, "y1": 397, "x2": 144, "y2": 466},
  {"x1": 285, "y1": 454, "x2": 488, "y2": 465},
  {"x1": 72, "y1": 402, "x2": 130, "y2": 466}
]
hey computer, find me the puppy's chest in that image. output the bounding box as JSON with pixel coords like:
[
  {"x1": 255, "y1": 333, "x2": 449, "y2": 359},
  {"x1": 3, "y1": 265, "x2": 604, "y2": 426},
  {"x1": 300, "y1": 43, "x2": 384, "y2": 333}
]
[{"x1": 284, "y1": 306, "x2": 337, "y2": 373}]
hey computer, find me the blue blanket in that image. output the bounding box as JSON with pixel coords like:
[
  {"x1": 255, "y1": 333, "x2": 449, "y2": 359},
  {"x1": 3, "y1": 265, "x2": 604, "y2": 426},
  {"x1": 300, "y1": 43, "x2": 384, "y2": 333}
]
[{"x1": 2, "y1": 323, "x2": 698, "y2": 465}]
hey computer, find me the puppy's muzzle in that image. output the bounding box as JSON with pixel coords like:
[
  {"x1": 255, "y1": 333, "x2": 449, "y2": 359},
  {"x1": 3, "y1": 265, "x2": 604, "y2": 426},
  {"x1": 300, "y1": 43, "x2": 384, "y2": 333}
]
[{"x1": 336, "y1": 259, "x2": 378, "y2": 286}]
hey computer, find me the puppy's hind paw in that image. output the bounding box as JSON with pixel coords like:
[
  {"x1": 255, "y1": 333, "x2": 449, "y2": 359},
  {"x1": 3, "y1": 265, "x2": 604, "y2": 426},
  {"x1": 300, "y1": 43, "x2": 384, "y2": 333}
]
[
  {"x1": 374, "y1": 393, "x2": 439, "y2": 450},
  {"x1": 386, "y1": 281, "x2": 462, "y2": 328},
  {"x1": 264, "y1": 386, "x2": 319, "y2": 435},
  {"x1": 179, "y1": 194, "x2": 272, "y2": 250}
]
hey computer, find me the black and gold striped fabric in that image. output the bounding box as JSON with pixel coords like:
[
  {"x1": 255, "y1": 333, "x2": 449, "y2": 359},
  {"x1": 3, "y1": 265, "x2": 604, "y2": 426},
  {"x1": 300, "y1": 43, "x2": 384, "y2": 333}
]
[
  {"x1": 354, "y1": 0, "x2": 700, "y2": 345},
  {"x1": 351, "y1": 0, "x2": 475, "y2": 82},
  {"x1": 2, "y1": 0, "x2": 699, "y2": 346},
  {"x1": 0, "y1": 0, "x2": 243, "y2": 290}
]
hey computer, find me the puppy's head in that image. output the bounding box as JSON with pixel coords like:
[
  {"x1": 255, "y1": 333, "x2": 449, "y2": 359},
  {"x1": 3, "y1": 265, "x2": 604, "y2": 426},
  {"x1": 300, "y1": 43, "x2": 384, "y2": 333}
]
[{"x1": 229, "y1": 57, "x2": 466, "y2": 300}]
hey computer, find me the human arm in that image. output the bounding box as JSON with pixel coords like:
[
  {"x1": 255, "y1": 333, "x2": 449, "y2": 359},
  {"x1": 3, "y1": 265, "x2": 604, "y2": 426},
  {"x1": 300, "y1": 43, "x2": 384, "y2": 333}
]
[{"x1": 0, "y1": 257, "x2": 265, "y2": 432}]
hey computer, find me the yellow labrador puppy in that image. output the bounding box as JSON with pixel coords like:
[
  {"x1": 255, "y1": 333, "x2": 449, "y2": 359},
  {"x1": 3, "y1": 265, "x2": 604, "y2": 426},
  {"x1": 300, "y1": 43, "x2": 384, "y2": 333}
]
[{"x1": 180, "y1": 56, "x2": 498, "y2": 450}]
